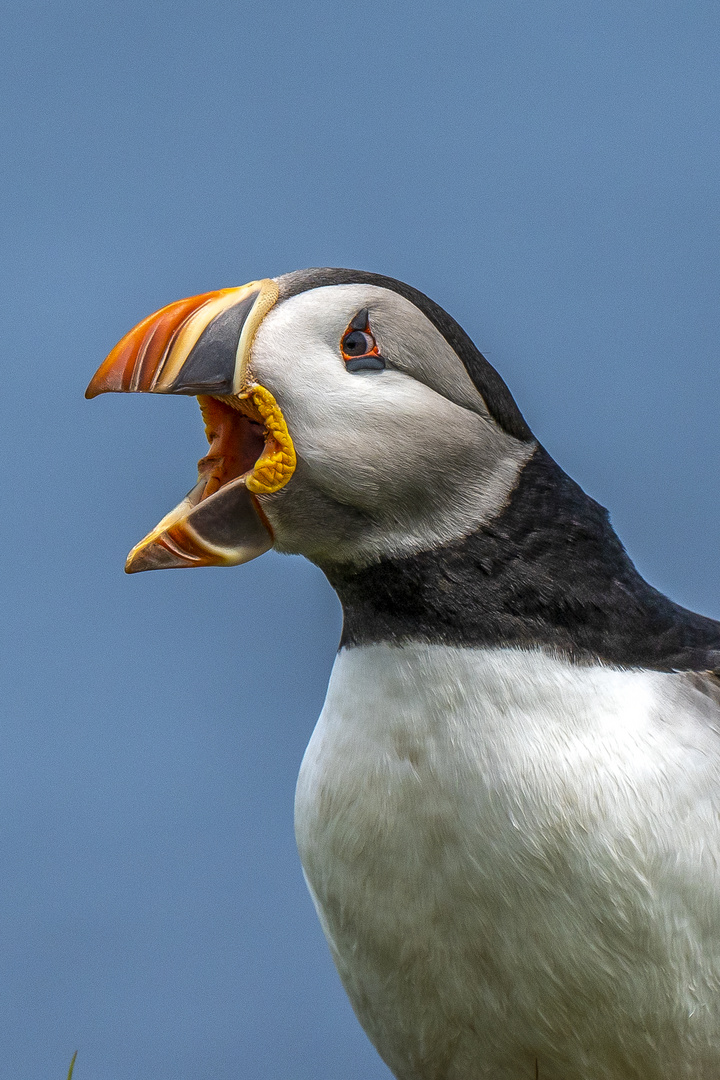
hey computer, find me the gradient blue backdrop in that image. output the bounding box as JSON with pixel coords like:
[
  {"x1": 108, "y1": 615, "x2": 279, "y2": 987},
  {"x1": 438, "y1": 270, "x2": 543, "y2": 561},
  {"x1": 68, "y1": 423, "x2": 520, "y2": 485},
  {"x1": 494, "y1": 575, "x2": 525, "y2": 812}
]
[{"x1": 2, "y1": 1, "x2": 719, "y2": 1076}]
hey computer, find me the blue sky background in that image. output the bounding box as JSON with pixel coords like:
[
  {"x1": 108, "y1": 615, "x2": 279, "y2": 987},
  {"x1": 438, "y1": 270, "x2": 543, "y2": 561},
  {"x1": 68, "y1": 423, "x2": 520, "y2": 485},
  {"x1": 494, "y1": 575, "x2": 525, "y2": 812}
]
[{"x1": 2, "y1": 1, "x2": 719, "y2": 1076}]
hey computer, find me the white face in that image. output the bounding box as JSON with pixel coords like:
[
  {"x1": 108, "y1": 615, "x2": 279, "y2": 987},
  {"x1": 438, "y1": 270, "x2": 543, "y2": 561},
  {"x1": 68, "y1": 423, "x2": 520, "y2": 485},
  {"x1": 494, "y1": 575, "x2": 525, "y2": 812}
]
[{"x1": 248, "y1": 284, "x2": 536, "y2": 568}]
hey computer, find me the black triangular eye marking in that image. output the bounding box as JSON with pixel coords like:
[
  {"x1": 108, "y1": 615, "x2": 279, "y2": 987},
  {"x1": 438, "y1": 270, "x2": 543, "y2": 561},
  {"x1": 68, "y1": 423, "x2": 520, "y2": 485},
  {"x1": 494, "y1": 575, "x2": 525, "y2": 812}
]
[{"x1": 349, "y1": 308, "x2": 369, "y2": 331}]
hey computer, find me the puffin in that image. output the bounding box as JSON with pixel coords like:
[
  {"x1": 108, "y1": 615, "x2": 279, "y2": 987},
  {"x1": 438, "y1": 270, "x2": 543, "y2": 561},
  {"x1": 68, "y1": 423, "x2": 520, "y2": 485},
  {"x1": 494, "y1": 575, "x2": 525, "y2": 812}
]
[{"x1": 87, "y1": 269, "x2": 720, "y2": 1080}]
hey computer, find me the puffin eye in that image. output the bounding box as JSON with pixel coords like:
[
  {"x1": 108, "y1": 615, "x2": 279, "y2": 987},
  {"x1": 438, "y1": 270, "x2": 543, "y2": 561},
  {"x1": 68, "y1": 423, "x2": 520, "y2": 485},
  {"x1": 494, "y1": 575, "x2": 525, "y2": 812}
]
[
  {"x1": 341, "y1": 311, "x2": 386, "y2": 372},
  {"x1": 342, "y1": 330, "x2": 375, "y2": 357}
]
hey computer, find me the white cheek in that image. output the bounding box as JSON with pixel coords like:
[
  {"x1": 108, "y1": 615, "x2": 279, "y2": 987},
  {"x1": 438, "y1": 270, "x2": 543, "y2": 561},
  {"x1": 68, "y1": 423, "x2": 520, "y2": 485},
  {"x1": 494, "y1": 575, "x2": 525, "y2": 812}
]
[
  {"x1": 254, "y1": 333, "x2": 474, "y2": 507},
  {"x1": 252, "y1": 331, "x2": 364, "y2": 451},
  {"x1": 248, "y1": 287, "x2": 535, "y2": 561}
]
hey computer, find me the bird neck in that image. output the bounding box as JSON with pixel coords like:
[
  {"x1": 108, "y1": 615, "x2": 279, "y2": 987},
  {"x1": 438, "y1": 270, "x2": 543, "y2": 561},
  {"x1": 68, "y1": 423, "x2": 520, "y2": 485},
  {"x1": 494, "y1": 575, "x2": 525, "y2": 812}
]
[{"x1": 325, "y1": 446, "x2": 720, "y2": 671}]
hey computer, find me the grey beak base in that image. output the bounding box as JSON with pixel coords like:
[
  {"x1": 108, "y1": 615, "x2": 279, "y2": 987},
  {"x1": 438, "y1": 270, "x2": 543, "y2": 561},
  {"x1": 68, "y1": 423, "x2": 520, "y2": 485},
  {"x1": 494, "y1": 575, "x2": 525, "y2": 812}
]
[
  {"x1": 187, "y1": 480, "x2": 273, "y2": 554},
  {"x1": 169, "y1": 291, "x2": 260, "y2": 395}
]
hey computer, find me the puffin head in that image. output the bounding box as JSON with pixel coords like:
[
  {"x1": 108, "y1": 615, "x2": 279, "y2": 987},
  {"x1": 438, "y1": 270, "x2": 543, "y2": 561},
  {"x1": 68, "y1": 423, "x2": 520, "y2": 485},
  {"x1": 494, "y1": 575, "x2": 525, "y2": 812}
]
[{"x1": 86, "y1": 269, "x2": 537, "y2": 575}]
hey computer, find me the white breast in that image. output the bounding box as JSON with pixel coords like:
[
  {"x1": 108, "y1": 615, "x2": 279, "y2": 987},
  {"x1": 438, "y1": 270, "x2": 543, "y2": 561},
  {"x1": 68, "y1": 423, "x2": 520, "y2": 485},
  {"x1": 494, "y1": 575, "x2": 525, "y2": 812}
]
[{"x1": 294, "y1": 644, "x2": 720, "y2": 1080}]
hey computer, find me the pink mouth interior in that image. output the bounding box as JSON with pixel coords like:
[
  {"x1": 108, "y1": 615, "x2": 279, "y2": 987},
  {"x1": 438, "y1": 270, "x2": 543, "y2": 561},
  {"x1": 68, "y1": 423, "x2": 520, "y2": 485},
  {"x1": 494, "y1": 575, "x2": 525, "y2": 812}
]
[{"x1": 195, "y1": 395, "x2": 268, "y2": 500}]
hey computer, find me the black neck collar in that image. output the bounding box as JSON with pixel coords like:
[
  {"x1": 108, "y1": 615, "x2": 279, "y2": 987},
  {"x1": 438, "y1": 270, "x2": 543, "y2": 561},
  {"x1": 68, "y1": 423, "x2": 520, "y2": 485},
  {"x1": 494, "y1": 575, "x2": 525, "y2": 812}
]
[{"x1": 325, "y1": 448, "x2": 720, "y2": 672}]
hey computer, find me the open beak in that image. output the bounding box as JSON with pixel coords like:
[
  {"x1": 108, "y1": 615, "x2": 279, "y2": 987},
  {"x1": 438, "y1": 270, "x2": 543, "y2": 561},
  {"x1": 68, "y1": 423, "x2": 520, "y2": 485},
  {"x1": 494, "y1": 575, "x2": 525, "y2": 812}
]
[{"x1": 86, "y1": 279, "x2": 296, "y2": 573}]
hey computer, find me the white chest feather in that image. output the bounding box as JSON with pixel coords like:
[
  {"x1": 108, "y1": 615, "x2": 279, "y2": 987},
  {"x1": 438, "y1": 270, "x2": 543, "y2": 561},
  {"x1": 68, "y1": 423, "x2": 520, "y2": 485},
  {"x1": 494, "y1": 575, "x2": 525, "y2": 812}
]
[{"x1": 294, "y1": 645, "x2": 720, "y2": 1080}]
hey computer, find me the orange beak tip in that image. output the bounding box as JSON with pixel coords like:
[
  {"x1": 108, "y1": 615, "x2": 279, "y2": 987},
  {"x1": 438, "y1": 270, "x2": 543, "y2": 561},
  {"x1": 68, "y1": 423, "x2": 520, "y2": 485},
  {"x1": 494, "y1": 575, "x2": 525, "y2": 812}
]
[{"x1": 124, "y1": 542, "x2": 197, "y2": 574}]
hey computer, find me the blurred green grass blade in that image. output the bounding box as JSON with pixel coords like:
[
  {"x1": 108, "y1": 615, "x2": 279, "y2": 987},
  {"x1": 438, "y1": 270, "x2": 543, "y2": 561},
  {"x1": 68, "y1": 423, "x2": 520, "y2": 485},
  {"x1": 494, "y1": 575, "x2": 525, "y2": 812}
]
[{"x1": 67, "y1": 1051, "x2": 78, "y2": 1080}]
